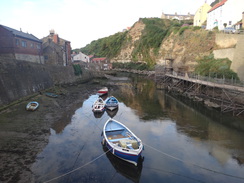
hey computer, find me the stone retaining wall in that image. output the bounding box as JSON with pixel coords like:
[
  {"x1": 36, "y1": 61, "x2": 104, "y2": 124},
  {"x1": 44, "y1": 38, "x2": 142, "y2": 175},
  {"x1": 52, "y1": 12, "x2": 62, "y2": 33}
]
[{"x1": 0, "y1": 57, "x2": 92, "y2": 107}]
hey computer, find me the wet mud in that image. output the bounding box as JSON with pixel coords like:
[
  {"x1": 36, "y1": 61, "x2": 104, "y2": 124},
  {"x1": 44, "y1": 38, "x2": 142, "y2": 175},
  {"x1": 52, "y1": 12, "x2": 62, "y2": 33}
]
[{"x1": 0, "y1": 82, "x2": 103, "y2": 183}]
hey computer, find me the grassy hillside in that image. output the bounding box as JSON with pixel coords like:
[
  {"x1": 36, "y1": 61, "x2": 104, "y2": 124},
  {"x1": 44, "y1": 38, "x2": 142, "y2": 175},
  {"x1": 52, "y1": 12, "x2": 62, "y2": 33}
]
[
  {"x1": 75, "y1": 18, "x2": 238, "y2": 80},
  {"x1": 77, "y1": 31, "x2": 127, "y2": 58},
  {"x1": 77, "y1": 18, "x2": 193, "y2": 61}
]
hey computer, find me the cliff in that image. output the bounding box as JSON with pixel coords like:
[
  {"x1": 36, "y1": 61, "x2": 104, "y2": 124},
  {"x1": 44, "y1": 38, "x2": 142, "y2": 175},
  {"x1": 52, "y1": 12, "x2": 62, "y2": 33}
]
[
  {"x1": 111, "y1": 19, "x2": 216, "y2": 72},
  {"x1": 110, "y1": 19, "x2": 243, "y2": 80}
]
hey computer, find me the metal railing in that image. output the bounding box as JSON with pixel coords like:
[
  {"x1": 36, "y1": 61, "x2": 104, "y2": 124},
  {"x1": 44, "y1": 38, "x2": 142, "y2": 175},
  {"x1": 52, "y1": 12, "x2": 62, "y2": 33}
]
[{"x1": 155, "y1": 68, "x2": 244, "y2": 88}]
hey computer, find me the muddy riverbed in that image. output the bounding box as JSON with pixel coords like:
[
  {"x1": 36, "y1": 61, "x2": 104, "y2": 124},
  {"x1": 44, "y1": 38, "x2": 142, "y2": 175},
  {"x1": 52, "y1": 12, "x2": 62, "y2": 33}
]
[
  {"x1": 1, "y1": 74, "x2": 244, "y2": 183},
  {"x1": 0, "y1": 82, "x2": 112, "y2": 183}
]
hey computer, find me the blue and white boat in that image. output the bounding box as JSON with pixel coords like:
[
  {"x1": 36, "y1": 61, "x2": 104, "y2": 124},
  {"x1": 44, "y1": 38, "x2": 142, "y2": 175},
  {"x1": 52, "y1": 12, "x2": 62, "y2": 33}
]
[
  {"x1": 105, "y1": 96, "x2": 119, "y2": 111},
  {"x1": 26, "y1": 101, "x2": 39, "y2": 111},
  {"x1": 102, "y1": 118, "x2": 143, "y2": 166}
]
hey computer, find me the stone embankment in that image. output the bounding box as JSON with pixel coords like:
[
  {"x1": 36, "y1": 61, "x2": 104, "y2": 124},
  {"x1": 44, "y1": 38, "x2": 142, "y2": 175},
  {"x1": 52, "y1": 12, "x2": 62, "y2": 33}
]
[{"x1": 0, "y1": 57, "x2": 93, "y2": 107}]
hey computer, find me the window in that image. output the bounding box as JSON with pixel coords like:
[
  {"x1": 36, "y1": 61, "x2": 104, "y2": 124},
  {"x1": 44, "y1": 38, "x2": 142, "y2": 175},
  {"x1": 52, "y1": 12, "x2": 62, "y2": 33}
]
[
  {"x1": 15, "y1": 39, "x2": 19, "y2": 46},
  {"x1": 229, "y1": 21, "x2": 232, "y2": 25},
  {"x1": 21, "y1": 40, "x2": 27, "y2": 47},
  {"x1": 36, "y1": 44, "x2": 41, "y2": 49},
  {"x1": 30, "y1": 43, "x2": 34, "y2": 48}
]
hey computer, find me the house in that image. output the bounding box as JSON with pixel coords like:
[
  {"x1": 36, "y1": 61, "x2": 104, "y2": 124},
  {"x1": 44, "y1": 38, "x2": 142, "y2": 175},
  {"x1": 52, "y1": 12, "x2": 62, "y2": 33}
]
[
  {"x1": 194, "y1": 2, "x2": 212, "y2": 27},
  {"x1": 206, "y1": 0, "x2": 243, "y2": 30},
  {"x1": 90, "y1": 57, "x2": 112, "y2": 70},
  {"x1": 42, "y1": 30, "x2": 72, "y2": 66},
  {"x1": 72, "y1": 52, "x2": 90, "y2": 63},
  {"x1": 161, "y1": 12, "x2": 194, "y2": 21},
  {"x1": 0, "y1": 24, "x2": 44, "y2": 63}
]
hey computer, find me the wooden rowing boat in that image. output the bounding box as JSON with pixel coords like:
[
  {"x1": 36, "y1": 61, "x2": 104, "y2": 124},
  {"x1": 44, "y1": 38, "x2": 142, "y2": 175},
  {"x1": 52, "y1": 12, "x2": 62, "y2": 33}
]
[
  {"x1": 105, "y1": 96, "x2": 119, "y2": 111},
  {"x1": 102, "y1": 118, "x2": 143, "y2": 166},
  {"x1": 26, "y1": 101, "x2": 39, "y2": 111}
]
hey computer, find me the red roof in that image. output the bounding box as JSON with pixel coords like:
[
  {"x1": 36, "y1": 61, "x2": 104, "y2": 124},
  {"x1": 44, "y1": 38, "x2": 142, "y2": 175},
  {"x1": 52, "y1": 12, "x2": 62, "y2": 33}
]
[
  {"x1": 208, "y1": 0, "x2": 227, "y2": 13},
  {"x1": 92, "y1": 57, "x2": 106, "y2": 62}
]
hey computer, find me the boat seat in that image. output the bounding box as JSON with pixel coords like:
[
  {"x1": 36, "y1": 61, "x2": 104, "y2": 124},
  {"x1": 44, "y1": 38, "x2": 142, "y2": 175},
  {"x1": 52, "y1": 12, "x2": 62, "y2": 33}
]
[
  {"x1": 108, "y1": 137, "x2": 130, "y2": 142},
  {"x1": 119, "y1": 139, "x2": 139, "y2": 149}
]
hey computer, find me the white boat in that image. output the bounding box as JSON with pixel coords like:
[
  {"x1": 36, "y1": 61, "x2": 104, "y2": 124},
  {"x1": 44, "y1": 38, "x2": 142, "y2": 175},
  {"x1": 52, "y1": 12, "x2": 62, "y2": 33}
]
[
  {"x1": 97, "y1": 87, "x2": 108, "y2": 96},
  {"x1": 26, "y1": 101, "x2": 39, "y2": 111},
  {"x1": 102, "y1": 118, "x2": 143, "y2": 166},
  {"x1": 105, "y1": 96, "x2": 119, "y2": 111},
  {"x1": 92, "y1": 97, "x2": 105, "y2": 113}
]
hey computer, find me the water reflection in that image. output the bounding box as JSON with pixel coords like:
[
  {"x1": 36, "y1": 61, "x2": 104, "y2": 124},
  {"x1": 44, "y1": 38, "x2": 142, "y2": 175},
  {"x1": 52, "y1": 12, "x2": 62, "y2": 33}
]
[
  {"x1": 32, "y1": 73, "x2": 244, "y2": 183},
  {"x1": 93, "y1": 110, "x2": 105, "y2": 118},
  {"x1": 102, "y1": 145, "x2": 143, "y2": 183},
  {"x1": 106, "y1": 107, "x2": 119, "y2": 118}
]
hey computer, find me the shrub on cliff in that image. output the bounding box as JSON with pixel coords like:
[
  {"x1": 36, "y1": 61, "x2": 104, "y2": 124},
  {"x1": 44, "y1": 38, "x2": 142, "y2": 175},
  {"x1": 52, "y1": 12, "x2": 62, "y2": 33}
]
[{"x1": 195, "y1": 54, "x2": 239, "y2": 80}]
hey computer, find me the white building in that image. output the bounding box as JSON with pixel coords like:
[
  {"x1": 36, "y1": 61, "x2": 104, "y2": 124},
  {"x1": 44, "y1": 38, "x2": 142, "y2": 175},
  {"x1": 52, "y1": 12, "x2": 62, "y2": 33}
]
[
  {"x1": 72, "y1": 52, "x2": 90, "y2": 63},
  {"x1": 206, "y1": 0, "x2": 243, "y2": 30}
]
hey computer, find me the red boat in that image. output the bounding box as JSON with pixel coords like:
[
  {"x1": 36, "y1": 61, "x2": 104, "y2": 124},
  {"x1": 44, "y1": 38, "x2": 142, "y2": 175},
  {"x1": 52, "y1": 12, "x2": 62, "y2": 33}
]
[{"x1": 97, "y1": 87, "x2": 108, "y2": 96}]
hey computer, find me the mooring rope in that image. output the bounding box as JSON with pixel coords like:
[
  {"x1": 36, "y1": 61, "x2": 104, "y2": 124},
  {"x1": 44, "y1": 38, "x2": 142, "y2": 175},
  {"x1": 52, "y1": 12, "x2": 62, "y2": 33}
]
[
  {"x1": 143, "y1": 166, "x2": 206, "y2": 183},
  {"x1": 43, "y1": 148, "x2": 111, "y2": 183},
  {"x1": 144, "y1": 143, "x2": 244, "y2": 180}
]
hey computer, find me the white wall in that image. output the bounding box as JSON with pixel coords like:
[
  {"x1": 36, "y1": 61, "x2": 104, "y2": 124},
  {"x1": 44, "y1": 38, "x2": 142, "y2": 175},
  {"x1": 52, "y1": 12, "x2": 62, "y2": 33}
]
[
  {"x1": 207, "y1": 0, "x2": 243, "y2": 30},
  {"x1": 222, "y1": 0, "x2": 243, "y2": 28},
  {"x1": 73, "y1": 52, "x2": 90, "y2": 63}
]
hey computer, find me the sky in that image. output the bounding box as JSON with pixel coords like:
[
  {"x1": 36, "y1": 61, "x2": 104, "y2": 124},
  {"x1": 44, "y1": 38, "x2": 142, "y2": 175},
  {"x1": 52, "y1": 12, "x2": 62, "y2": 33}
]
[{"x1": 0, "y1": 0, "x2": 214, "y2": 49}]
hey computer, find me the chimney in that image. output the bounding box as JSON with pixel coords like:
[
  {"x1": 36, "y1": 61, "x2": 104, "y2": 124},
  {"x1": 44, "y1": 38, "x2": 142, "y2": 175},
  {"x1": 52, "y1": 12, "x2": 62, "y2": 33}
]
[
  {"x1": 53, "y1": 34, "x2": 59, "y2": 44},
  {"x1": 49, "y1": 29, "x2": 55, "y2": 36}
]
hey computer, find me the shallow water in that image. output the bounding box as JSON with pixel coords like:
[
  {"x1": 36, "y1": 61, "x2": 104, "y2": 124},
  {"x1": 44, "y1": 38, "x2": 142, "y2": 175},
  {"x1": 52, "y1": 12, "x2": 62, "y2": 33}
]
[{"x1": 32, "y1": 74, "x2": 244, "y2": 183}]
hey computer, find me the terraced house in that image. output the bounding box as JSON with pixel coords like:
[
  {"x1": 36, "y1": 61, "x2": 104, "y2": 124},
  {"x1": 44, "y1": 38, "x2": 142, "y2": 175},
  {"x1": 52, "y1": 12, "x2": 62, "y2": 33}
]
[
  {"x1": 206, "y1": 0, "x2": 243, "y2": 30},
  {"x1": 0, "y1": 24, "x2": 43, "y2": 63},
  {"x1": 42, "y1": 30, "x2": 72, "y2": 66}
]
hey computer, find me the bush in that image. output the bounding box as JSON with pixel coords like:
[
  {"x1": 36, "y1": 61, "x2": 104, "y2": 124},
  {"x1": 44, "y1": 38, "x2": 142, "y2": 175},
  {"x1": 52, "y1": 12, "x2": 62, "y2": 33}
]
[
  {"x1": 194, "y1": 54, "x2": 239, "y2": 80},
  {"x1": 73, "y1": 64, "x2": 82, "y2": 76},
  {"x1": 112, "y1": 62, "x2": 153, "y2": 71},
  {"x1": 178, "y1": 26, "x2": 189, "y2": 35}
]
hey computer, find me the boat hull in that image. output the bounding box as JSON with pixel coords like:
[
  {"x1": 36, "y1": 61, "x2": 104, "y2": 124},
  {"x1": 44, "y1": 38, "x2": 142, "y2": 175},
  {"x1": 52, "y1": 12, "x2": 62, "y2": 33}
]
[
  {"x1": 107, "y1": 143, "x2": 142, "y2": 165},
  {"x1": 102, "y1": 119, "x2": 143, "y2": 166},
  {"x1": 26, "y1": 101, "x2": 39, "y2": 111},
  {"x1": 105, "y1": 96, "x2": 118, "y2": 111},
  {"x1": 97, "y1": 87, "x2": 108, "y2": 96},
  {"x1": 92, "y1": 98, "x2": 105, "y2": 113}
]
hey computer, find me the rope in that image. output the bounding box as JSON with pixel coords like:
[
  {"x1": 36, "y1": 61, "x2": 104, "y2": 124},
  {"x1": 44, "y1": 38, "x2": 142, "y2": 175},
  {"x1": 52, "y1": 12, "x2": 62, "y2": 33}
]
[
  {"x1": 43, "y1": 148, "x2": 111, "y2": 183},
  {"x1": 143, "y1": 166, "x2": 206, "y2": 183},
  {"x1": 144, "y1": 143, "x2": 244, "y2": 180}
]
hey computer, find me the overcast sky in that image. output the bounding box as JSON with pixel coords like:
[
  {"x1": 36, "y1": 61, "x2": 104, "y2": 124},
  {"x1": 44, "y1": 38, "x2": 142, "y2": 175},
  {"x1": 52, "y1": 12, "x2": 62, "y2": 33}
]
[{"x1": 0, "y1": 0, "x2": 214, "y2": 49}]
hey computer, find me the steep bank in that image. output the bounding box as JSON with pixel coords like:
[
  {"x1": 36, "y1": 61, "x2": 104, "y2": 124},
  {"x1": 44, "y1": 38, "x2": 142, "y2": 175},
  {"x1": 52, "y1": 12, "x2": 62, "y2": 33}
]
[
  {"x1": 0, "y1": 57, "x2": 93, "y2": 107},
  {"x1": 80, "y1": 18, "x2": 243, "y2": 81}
]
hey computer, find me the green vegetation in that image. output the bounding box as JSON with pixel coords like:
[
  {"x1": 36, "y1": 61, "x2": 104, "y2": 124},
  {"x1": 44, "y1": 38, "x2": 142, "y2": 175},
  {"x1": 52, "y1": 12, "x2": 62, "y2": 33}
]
[
  {"x1": 75, "y1": 18, "x2": 218, "y2": 72},
  {"x1": 79, "y1": 31, "x2": 127, "y2": 58},
  {"x1": 73, "y1": 64, "x2": 82, "y2": 76},
  {"x1": 210, "y1": 0, "x2": 219, "y2": 7},
  {"x1": 112, "y1": 62, "x2": 153, "y2": 71},
  {"x1": 75, "y1": 18, "x2": 197, "y2": 68},
  {"x1": 131, "y1": 18, "x2": 170, "y2": 66},
  {"x1": 194, "y1": 54, "x2": 239, "y2": 80}
]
